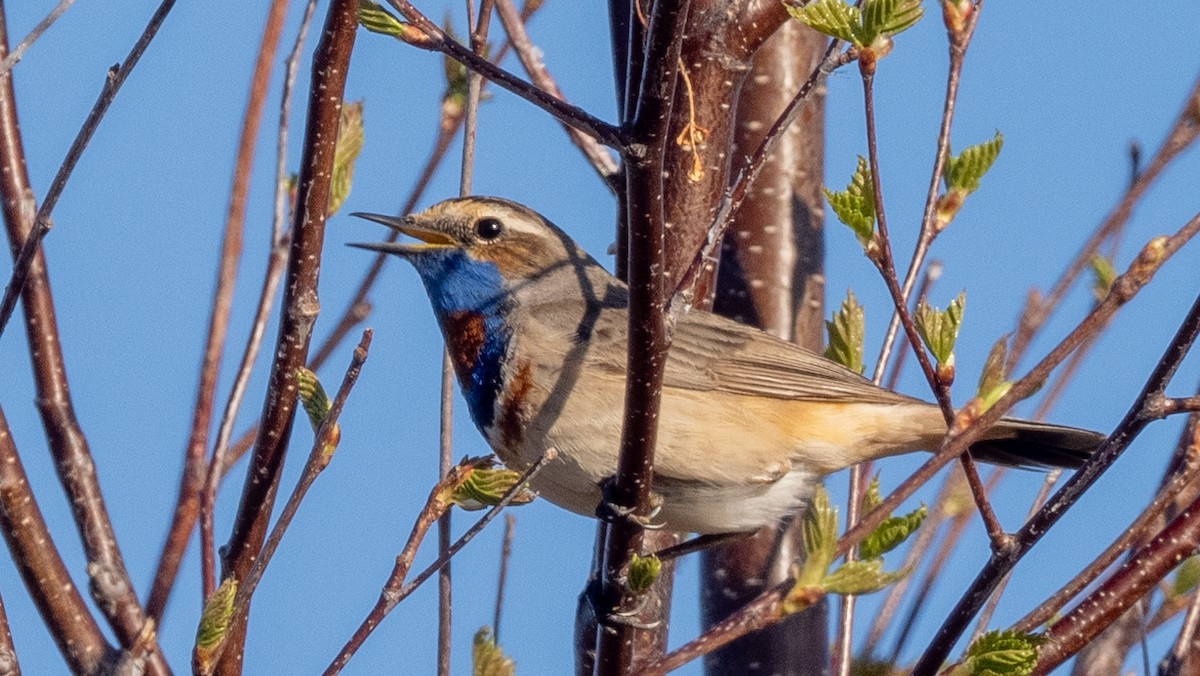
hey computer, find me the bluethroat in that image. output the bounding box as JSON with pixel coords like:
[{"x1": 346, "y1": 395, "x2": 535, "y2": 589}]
[{"x1": 351, "y1": 197, "x2": 1104, "y2": 534}]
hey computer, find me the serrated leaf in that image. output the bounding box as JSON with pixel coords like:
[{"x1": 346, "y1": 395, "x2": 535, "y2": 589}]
[
  {"x1": 357, "y1": 0, "x2": 408, "y2": 37},
  {"x1": 825, "y1": 156, "x2": 876, "y2": 248},
  {"x1": 194, "y1": 578, "x2": 238, "y2": 673},
  {"x1": 799, "y1": 485, "x2": 838, "y2": 586},
  {"x1": 860, "y1": 504, "x2": 927, "y2": 560},
  {"x1": 1089, "y1": 254, "x2": 1116, "y2": 303},
  {"x1": 1170, "y1": 555, "x2": 1200, "y2": 598},
  {"x1": 861, "y1": 473, "x2": 882, "y2": 513},
  {"x1": 950, "y1": 629, "x2": 1044, "y2": 676},
  {"x1": 473, "y1": 627, "x2": 515, "y2": 676},
  {"x1": 328, "y1": 101, "x2": 364, "y2": 215},
  {"x1": 295, "y1": 367, "x2": 331, "y2": 431},
  {"x1": 786, "y1": 0, "x2": 863, "y2": 44},
  {"x1": 822, "y1": 558, "x2": 906, "y2": 595},
  {"x1": 825, "y1": 290, "x2": 865, "y2": 373},
  {"x1": 296, "y1": 367, "x2": 339, "y2": 457},
  {"x1": 976, "y1": 336, "x2": 1012, "y2": 412},
  {"x1": 914, "y1": 291, "x2": 965, "y2": 366},
  {"x1": 450, "y1": 464, "x2": 536, "y2": 511},
  {"x1": 944, "y1": 131, "x2": 1004, "y2": 195},
  {"x1": 861, "y1": 0, "x2": 924, "y2": 44},
  {"x1": 628, "y1": 554, "x2": 662, "y2": 593}
]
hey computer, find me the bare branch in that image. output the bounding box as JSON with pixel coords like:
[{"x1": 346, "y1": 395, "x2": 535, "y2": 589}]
[
  {"x1": 0, "y1": 5, "x2": 167, "y2": 669},
  {"x1": 384, "y1": 0, "x2": 630, "y2": 150},
  {"x1": 0, "y1": 404, "x2": 109, "y2": 674},
  {"x1": 0, "y1": 0, "x2": 177, "y2": 341},
  {"x1": 214, "y1": 1, "x2": 358, "y2": 671},
  {"x1": 324, "y1": 451, "x2": 555, "y2": 675},
  {"x1": 0, "y1": 0, "x2": 75, "y2": 75},
  {"x1": 148, "y1": 0, "x2": 293, "y2": 622}
]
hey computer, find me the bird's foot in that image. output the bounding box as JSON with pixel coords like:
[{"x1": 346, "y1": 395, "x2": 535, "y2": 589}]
[{"x1": 595, "y1": 478, "x2": 665, "y2": 529}]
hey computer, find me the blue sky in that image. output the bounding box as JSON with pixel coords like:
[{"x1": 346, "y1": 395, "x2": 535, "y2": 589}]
[{"x1": 2, "y1": 1, "x2": 1199, "y2": 674}]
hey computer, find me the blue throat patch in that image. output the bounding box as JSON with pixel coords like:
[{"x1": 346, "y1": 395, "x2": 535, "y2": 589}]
[{"x1": 411, "y1": 251, "x2": 511, "y2": 431}]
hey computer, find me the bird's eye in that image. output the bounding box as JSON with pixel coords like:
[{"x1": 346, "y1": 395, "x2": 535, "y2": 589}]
[{"x1": 474, "y1": 217, "x2": 504, "y2": 241}]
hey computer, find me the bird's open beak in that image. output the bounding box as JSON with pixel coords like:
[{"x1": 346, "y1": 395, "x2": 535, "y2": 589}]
[{"x1": 348, "y1": 212, "x2": 458, "y2": 254}]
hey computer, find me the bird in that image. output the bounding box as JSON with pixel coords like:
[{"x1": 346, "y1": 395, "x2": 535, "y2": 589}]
[{"x1": 350, "y1": 196, "x2": 1105, "y2": 535}]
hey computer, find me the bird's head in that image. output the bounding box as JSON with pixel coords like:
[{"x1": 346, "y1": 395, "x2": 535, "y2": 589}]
[
  {"x1": 351, "y1": 196, "x2": 595, "y2": 289},
  {"x1": 351, "y1": 197, "x2": 601, "y2": 315}
]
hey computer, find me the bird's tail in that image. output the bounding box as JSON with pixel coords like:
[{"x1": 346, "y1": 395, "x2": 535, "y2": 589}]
[{"x1": 968, "y1": 418, "x2": 1105, "y2": 470}]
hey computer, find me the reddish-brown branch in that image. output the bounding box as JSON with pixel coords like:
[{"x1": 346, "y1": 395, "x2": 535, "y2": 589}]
[
  {"x1": 0, "y1": 0, "x2": 176, "y2": 341},
  {"x1": 495, "y1": 0, "x2": 620, "y2": 189},
  {"x1": 0, "y1": 590, "x2": 15, "y2": 675},
  {"x1": 215, "y1": 1, "x2": 358, "y2": 672},
  {"x1": 702, "y1": 19, "x2": 830, "y2": 675},
  {"x1": 1013, "y1": 447, "x2": 1200, "y2": 633},
  {"x1": 204, "y1": 331, "x2": 372, "y2": 673},
  {"x1": 148, "y1": 0, "x2": 291, "y2": 622},
  {"x1": 0, "y1": 6, "x2": 166, "y2": 670},
  {"x1": 0, "y1": 404, "x2": 110, "y2": 674},
  {"x1": 1034, "y1": 481, "x2": 1200, "y2": 672},
  {"x1": 1010, "y1": 73, "x2": 1200, "y2": 366},
  {"x1": 0, "y1": 0, "x2": 75, "y2": 74},
  {"x1": 592, "y1": 2, "x2": 690, "y2": 673},
  {"x1": 655, "y1": 213, "x2": 1200, "y2": 671},
  {"x1": 386, "y1": 0, "x2": 629, "y2": 150},
  {"x1": 916, "y1": 280, "x2": 1200, "y2": 673},
  {"x1": 324, "y1": 451, "x2": 555, "y2": 675}
]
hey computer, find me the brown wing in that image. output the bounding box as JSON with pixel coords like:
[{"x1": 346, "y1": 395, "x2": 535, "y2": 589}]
[{"x1": 581, "y1": 304, "x2": 917, "y2": 406}]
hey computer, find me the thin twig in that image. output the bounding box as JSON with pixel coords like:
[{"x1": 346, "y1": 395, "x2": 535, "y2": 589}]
[
  {"x1": 0, "y1": 0, "x2": 75, "y2": 75},
  {"x1": 1160, "y1": 583, "x2": 1200, "y2": 676},
  {"x1": 324, "y1": 450, "x2": 555, "y2": 675},
  {"x1": 861, "y1": 467, "x2": 961, "y2": 658},
  {"x1": 195, "y1": 0, "x2": 319, "y2": 606},
  {"x1": 148, "y1": 0, "x2": 293, "y2": 621},
  {"x1": 669, "y1": 42, "x2": 851, "y2": 316},
  {"x1": 1009, "y1": 74, "x2": 1200, "y2": 366},
  {"x1": 0, "y1": 0, "x2": 177, "y2": 341},
  {"x1": 385, "y1": 0, "x2": 630, "y2": 150},
  {"x1": 593, "y1": 2, "x2": 690, "y2": 673},
  {"x1": 0, "y1": 404, "x2": 110, "y2": 674},
  {"x1": 0, "y1": 5, "x2": 171, "y2": 669},
  {"x1": 917, "y1": 281, "x2": 1200, "y2": 674},
  {"x1": 494, "y1": 0, "x2": 620, "y2": 189},
  {"x1": 0, "y1": 589, "x2": 15, "y2": 675},
  {"x1": 493, "y1": 514, "x2": 516, "y2": 641},
  {"x1": 204, "y1": 331, "x2": 372, "y2": 673},
  {"x1": 656, "y1": 214, "x2": 1200, "y2": 671},
  {"x1": 215, "y1": 2, "x2": 358, "y2": 672},
  {"x1": 1013, "y1": 447, "x2": 1200, "y2": 633}
]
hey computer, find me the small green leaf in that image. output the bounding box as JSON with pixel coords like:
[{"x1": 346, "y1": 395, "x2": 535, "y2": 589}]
[
  {"x1": 358, "y1": 0, "x2": 408, "y2": 38},
  {"x1": 786, "y1": 0, "x2": 863, "y2": 44},
  {"x1": 821, "y1": 558, "x2": 906, "y2": 595},
  {"x1": 914, "y1": 291, "x2": 966, "y2": 367},
  {"x1": 860, "y1": 473, "x2": 883, "y2": 514},
  {"x1": 950, "y1": 629, "x2": 1044, "y2": 676},
  {"x1": 799, "y1": 485, "x2": 838, "y2": 586},
  {"x1": 824, "y1": 156, "x2": 876, "y2": 249},
  {"x1": 295, "y1": 367, "x2": 332, "y2": 431},
  {"x1": 860, "y1": 504, "x2": 927, "y2": 560},
  {"x1": 450, "y1": 463, "x2": 536, "y2": 511},
  {"x1": 1089, "y1": 254, "x2": 1116, "y2": 303},
  {"x1": 944, "y1": 132, "x2": 1004, "y2": 195},
  {"x1": 1170, "y1": 555, "x2": 1200, "y2": 598},
  {"x1": 328, "y1": 101, "x2": 364, "y2": 215},
  {"x1": 825, "y1": 290, "x2": 866, "y2": 373},
  {"x1": 473, "y1": 627, "x2": 515, "y2": 676},
  {"x1": 861, "y1": 0, "x2": 924, "y2": 44},
  {"x1": 976, "y1": 336, "x2": 1012, "y2": 413},
  {"x1": 194, "y1": 578, "x2": 238, "y2": 674},
  {"x1": 628, "y1": 554, "x2": 662, "y2": 593}
]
